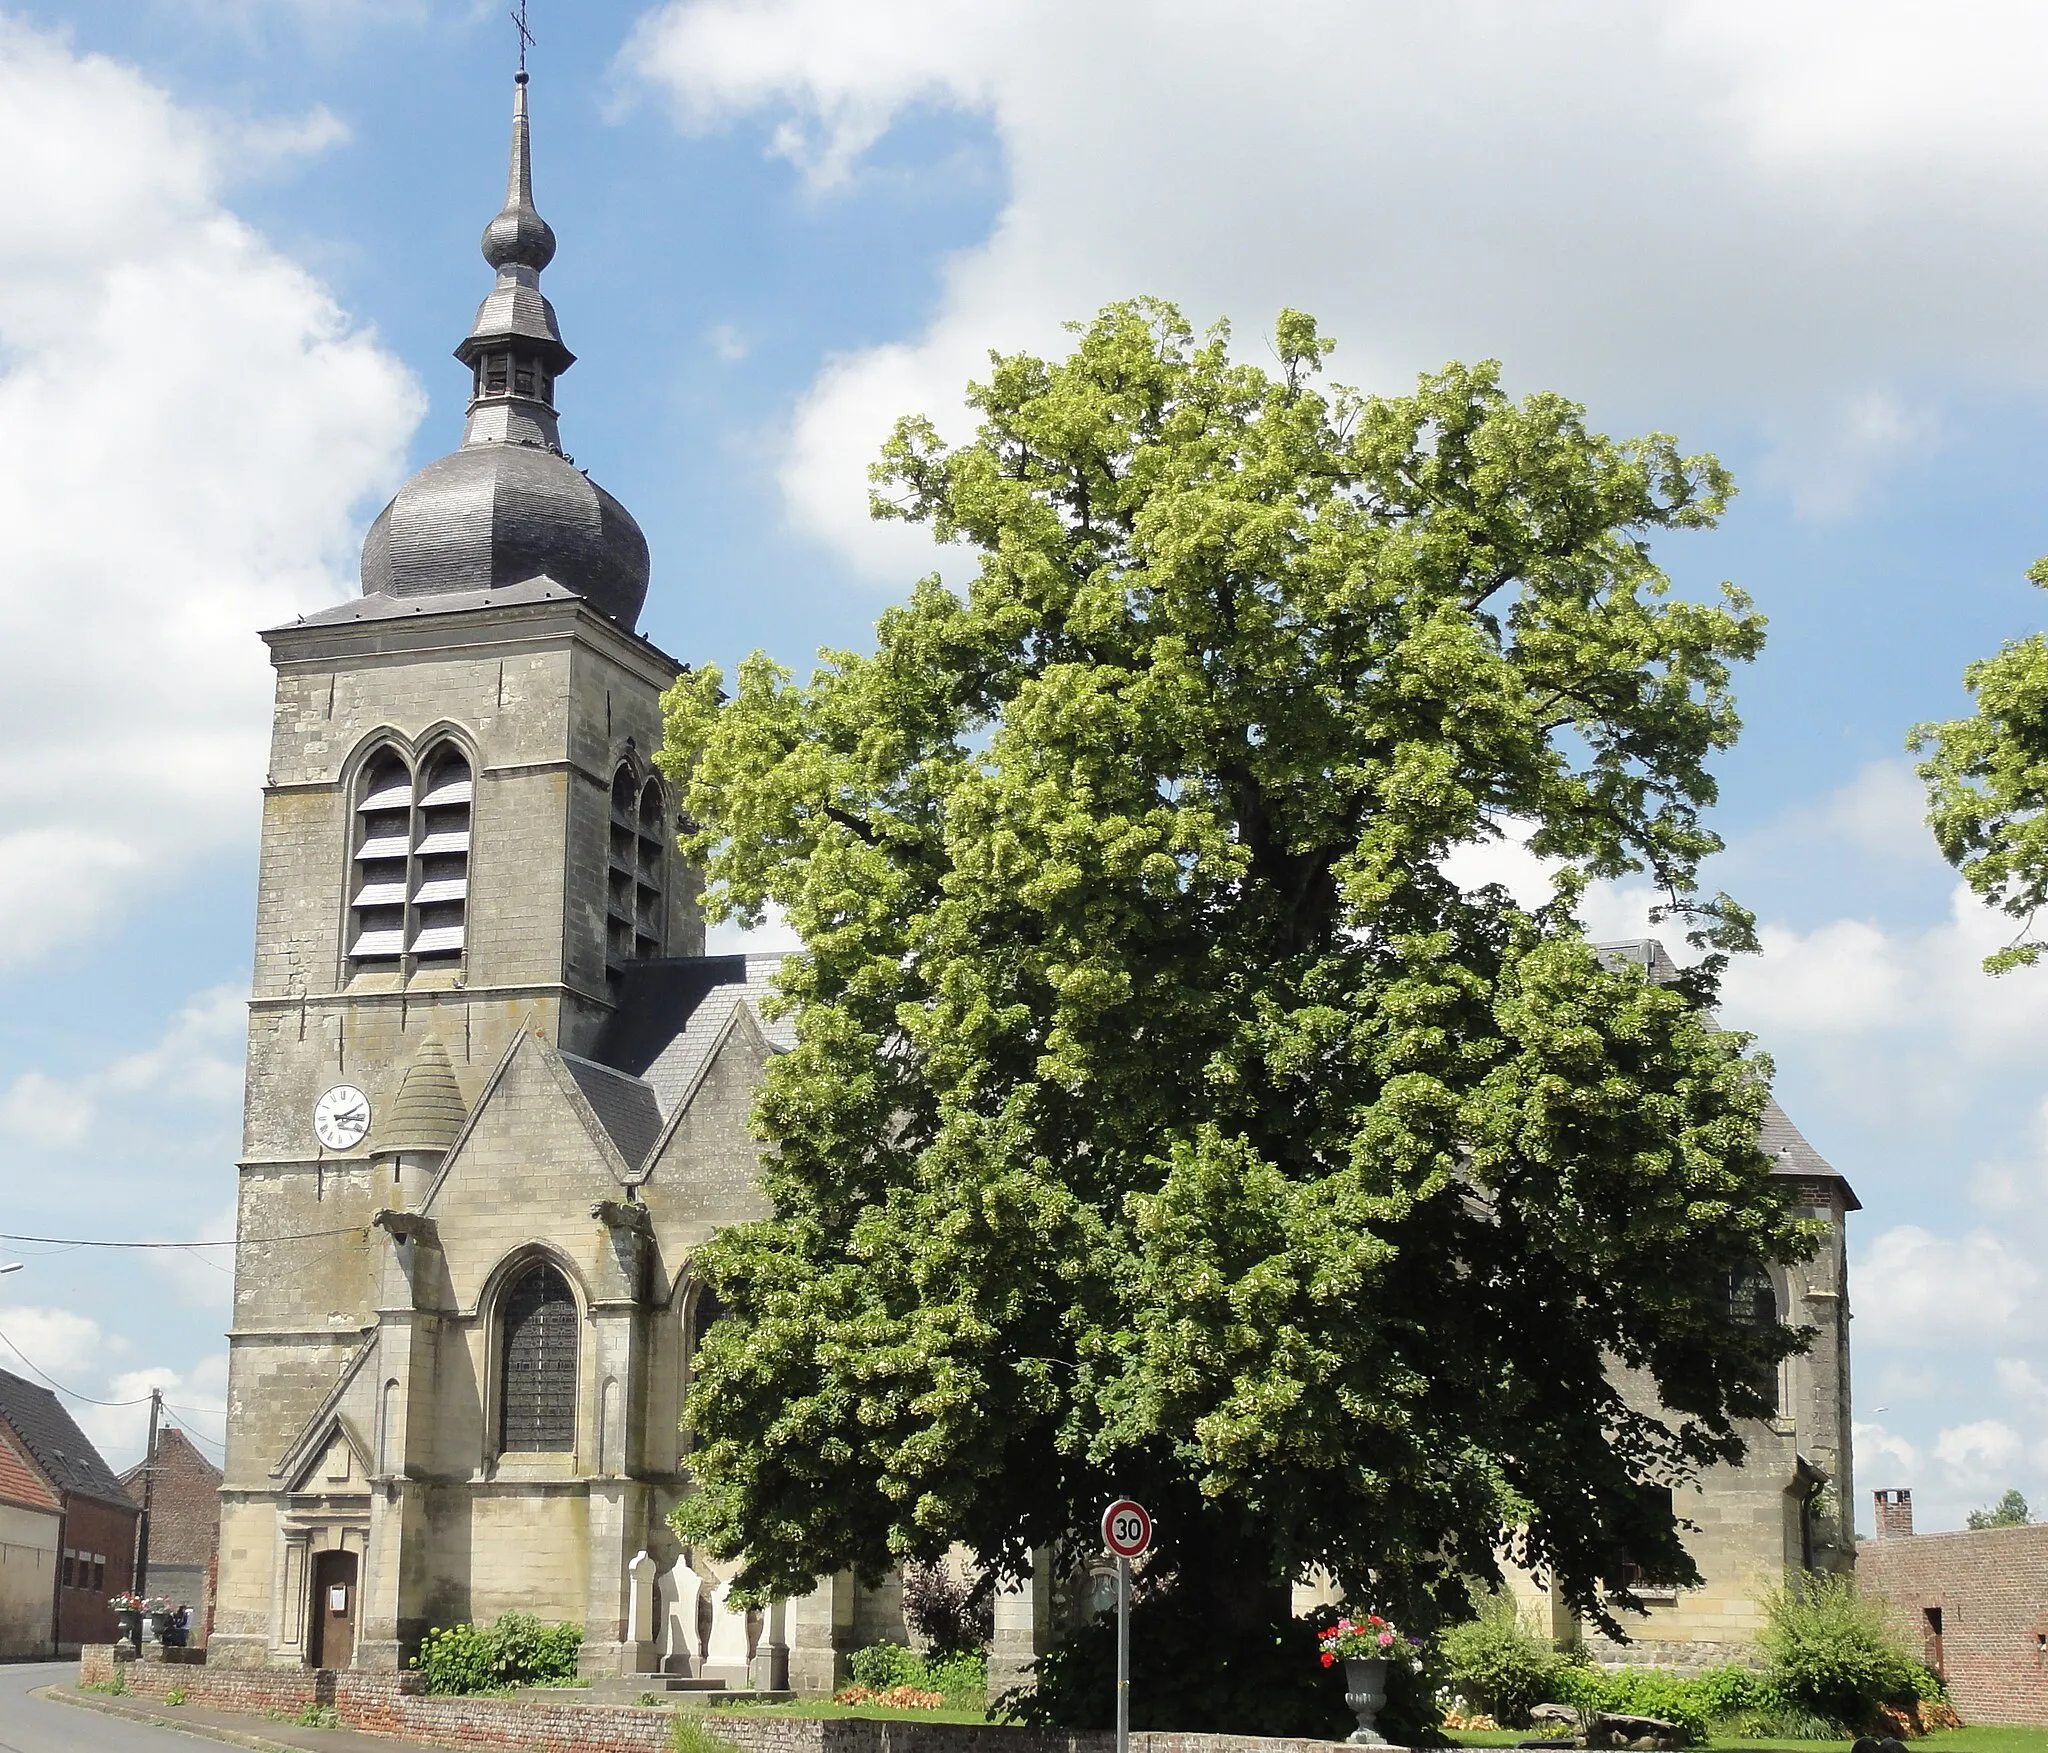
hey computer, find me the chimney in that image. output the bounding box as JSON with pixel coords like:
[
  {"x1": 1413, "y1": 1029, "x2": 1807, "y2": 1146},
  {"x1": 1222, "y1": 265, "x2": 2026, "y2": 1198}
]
[{"x1": 1874, "y1": 1488, "x2": 1914, "y2": 1538}]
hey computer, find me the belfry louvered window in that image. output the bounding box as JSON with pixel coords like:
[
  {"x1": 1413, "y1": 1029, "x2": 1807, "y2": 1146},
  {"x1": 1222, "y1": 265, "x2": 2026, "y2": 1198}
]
[
  {"x1": 605, "y1": 767, "x2": 665, "y2": 980},
  {"x1": 350, "y1": 754, "x2": 413, "y2": 961},
  {"x1": 410, "y1": 747, "x2": 472, "y2": 961},
  {"x1": 499, "y1": 1263, "x2": 577, "y2": 1452},
  {"x1": 1719, "y1": 1262, "x2": 1780, "y2": 1414},
  {"x1": 348, "y1": 744, "x2": 472, "y2": 970}
]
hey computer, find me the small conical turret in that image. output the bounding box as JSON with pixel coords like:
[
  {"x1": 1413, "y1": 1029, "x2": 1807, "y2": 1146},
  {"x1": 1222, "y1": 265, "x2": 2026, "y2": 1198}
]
[
  {"x1": 482, "y1": 73, "x2": 556, "y2": 273},
  {"x1": 372, "y1": 1037, "x2": 468, "y2": 1157}
]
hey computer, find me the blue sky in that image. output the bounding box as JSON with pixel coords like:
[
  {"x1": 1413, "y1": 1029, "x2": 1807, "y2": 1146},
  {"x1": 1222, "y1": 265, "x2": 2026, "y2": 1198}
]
[{"x1": 5, "y1": 0, "x2": 2048, "y2": 1535}]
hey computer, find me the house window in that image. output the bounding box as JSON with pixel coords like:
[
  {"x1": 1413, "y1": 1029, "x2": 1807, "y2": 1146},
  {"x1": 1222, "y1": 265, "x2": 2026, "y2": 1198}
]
[
  {"x1": 93, "y1": 1555, "x2": 105, "y2": 1592},
  {"x1": 500, "y1": 1262, "x2": 577, "y2": 1452},
  {"x1": 62, "y1": 1549, "x2": 74, "y2": 1588},
  {"x1": 606, "y1": 768, "x2": 667, "y2": 981}
]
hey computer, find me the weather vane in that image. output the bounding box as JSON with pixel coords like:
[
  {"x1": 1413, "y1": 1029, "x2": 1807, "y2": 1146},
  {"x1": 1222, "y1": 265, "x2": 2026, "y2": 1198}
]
[{"x1": 512, "y1": 0, "x2": 535, "y2": 73}]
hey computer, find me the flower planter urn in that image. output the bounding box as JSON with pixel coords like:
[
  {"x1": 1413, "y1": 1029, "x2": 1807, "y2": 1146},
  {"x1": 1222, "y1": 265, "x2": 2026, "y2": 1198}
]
[
  {"x1": 112, "y1": 1608, "x2": 141, "y2": 1654},
  {"x1": 1342, "y1": 1655, "x2": 1389, "y2": 1746}
]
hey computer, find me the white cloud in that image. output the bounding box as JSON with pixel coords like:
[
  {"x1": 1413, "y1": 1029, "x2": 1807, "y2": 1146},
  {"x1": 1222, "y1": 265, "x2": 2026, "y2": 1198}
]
[
  {"x1": 1995, "y1": 1358, "x2": 2048, "y2": 1413},
  {"x1": 1933, "y1": 1418, "x2": 2023, "y2": 1487},
  {"x1": 0, "y1": 983, "x2": 244, "y2": 1152},
  {"x1": 628, "y1": 0, "x2": 2048, "y2": 580},
  {"x1": 1851, "y1": 1226, "x2": 2042, "y2": 1350},
  {"x1": 0, "y1": 18, "x2": 420, "y2": 970},
  {"x1": 1854, "y1": 1419, "x2": 1921, "y2": 1487}
]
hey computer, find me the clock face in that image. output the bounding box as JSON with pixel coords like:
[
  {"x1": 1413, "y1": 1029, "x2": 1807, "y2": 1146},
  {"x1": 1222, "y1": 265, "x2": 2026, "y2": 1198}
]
[{"x1": 314, "y1": 1084, "x2": 372, "y2": 1152}]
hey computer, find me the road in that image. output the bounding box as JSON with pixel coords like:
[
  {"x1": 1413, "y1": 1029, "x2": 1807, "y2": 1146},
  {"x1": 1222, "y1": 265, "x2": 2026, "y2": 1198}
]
[
  {"x1": 0, "y1": 1660, "x2": 439, "y2": 1753},
  {"x1": 0, "y1": 1662, "x2": 204, "y2": 1751}
]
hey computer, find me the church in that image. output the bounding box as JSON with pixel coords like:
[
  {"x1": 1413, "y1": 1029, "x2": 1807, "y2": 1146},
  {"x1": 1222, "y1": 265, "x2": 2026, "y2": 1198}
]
[
  {"x1": 212, "y1": 67, "x2": 1861, "y2": 1687},
  {"x1": 209, "y1": 68, "x2": 883, "y2": 1684}
]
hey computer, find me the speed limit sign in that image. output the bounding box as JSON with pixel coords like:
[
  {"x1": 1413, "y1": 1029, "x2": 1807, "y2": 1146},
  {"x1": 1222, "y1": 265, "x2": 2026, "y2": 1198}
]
[{"x1": 1102, "y1": 1498, "x2": 1152, "y2": 1559}]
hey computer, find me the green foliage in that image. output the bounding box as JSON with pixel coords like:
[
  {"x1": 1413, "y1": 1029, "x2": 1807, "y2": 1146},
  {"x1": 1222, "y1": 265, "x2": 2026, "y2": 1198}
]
[
  {"x1": 1758, "y1": 1573, "x2": 1927, "y2": 1730},
  {"x1": 164, "y1": 1684, "x2": 188, "y2": 1707},
  {"x1": 673, "y1": 1715, "x2": 743, "y2": 1753},
  {"x1": 1684, "y1": 1665, "x2": 1774, "y2": 1720},
  {"x1": 411, "y1": 1612, "x2": 584, "y2": 1694},
  {"x1": 1968, "y1": 1488, "x2": 2031, "y2": 1529},
  {"x1": 1595, "y1": 1667, "x2": 1712, "y2": 1744},
  {"x1": 1003, "y1": 1594, "x2": 1439, "y2": 1741},
  {"x1": 79, "y1": 1668, "x2": 128, "y2": 1696},
  {"x1": 1439, "y1": 1593, "x2": 1576, "y2": 1726},
  {"x1": 1914, "y1": 562, "x2": 2048, "y2": 972},
  {"x1": 295, "y1": 1704, "x2": 341, "y2": 1728},
  {"x1": 663, "y1": 297, "x2": 1814, "y2": 1666},
  {"x1": 846, "y1": 1642, "x2": 987, "y2": 1707}
]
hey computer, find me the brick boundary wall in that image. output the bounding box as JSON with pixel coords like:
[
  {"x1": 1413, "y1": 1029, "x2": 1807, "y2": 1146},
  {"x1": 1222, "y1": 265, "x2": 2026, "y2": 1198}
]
[
  {"x1": 1858, "y1": 1523, "x2": 2048, "y2": 1725},
  {"x1": 78, "y1": 1649, "x2": 1387, "y2": 1753}
]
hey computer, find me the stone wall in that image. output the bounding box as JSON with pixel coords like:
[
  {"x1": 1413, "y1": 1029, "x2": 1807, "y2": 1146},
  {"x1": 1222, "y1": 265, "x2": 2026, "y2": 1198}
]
[
  {"x1": 1859, "y1": 1523, "x2": 2048, "y2": 1724},
  {"x1": 79, "y1": 1648, "x2": 1389, "y2": 1753}
]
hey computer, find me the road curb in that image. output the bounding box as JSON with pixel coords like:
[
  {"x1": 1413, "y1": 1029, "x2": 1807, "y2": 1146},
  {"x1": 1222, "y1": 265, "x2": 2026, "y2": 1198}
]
[{"x1": 31, "y1": 1682, "x2": 311, "y2": 1753}]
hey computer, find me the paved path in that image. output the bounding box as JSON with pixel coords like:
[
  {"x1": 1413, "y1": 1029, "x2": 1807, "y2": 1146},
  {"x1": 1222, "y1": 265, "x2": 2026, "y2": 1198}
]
[{"x1": 0, "y1": 1663, "x2": 442, "y2": 1753}]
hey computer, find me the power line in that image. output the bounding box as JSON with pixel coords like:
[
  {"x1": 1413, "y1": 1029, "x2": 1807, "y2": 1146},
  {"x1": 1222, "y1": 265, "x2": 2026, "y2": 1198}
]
[
  {"x1": 0, "y1": 1226, "x2": 364, "y2": 1251},
  {"x1": 0, "y1": 1326, "x2": 154, "y2": 1407}
]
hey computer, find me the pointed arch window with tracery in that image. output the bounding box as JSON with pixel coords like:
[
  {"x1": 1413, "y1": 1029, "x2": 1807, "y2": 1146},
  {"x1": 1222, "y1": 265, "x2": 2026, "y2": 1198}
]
[
  {"x1": 348, "y1": 741, "x2": 473, "y2": 972},
  {"x1": 499, "y1": 1262, "x2": 577, "y2": 1453}
]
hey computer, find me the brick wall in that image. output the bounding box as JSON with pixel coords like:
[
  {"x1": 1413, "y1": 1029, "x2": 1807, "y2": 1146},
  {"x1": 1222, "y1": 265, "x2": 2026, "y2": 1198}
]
[
  {"x1": 57, "y1": 1495, "x2": 138, "y2": 1650},
  {"x1": 1858, "y1": 1522, "x2": 2048, "y2": 1724},
  {"x1": 79, "y1": 1650, "x2": 1387, "y2": 1753}
]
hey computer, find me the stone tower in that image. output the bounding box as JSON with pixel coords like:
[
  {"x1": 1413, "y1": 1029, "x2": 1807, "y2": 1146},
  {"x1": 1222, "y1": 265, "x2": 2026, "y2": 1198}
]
[{"x1": 212, "y1": 69, "x2": 704, "y2": 1668}]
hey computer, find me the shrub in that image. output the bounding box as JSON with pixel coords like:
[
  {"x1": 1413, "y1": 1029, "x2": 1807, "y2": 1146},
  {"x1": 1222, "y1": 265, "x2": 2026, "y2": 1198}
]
[
  {"x1": 1686, "y1": 1665, "x2": 1774, "y2": 1720},
  {"x1": 295, "y1": 1704, "x2": 341, "y2": 1729},
  {"x1": 902, "y1": 1562, "x2": 994, "y2": 1655},
  {"x1": 845, "y1": 1643, "x2": 988, "y2": 1709},
  {"x1": 412, "y1": 1612, "x2": 585, "y2": 1695},
  {"x1": 1438, "y1": 1594, "x2": 1574, "y2": 1727},
  {"x1": 165, "y1": 1685, "x2": 188, "y2": 1707},
  {"x1": 1758, "y1": 1574, "x2": 1925, "y2": 1730},
  {"x1": 1595, "y1": 1667, "x2": 1711, "y2": 1744}
]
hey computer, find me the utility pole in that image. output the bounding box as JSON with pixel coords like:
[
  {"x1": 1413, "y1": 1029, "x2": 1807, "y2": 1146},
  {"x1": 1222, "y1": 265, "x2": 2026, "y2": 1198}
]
[{"x1": 135, "y1": 1388, "x2": 161, "y2": 1597}]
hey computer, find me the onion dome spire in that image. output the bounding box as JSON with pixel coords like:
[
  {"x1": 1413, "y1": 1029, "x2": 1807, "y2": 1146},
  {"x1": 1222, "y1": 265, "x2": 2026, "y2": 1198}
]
[{"x1": 357, "y1": 68, "x2": 651, "y2": 631}]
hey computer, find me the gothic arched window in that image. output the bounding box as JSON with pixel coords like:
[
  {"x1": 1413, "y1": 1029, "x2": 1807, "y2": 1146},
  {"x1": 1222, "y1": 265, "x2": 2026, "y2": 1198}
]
[
  {"x1": 350, "y1": 752, "x2": 413, "y2": 962},
  {"x1": 500, "y1": 1263, "x2": 577, "y2": 1452},
  {"x1": 1720, "y1": 1262, "x2": 1780, "y2": 1414},
  {"x1": 410, "y1": 746, "x2": 472, "y2": 963},
  {"x1": 606, "y1": 766, "x2": 666, "y2": 981}
]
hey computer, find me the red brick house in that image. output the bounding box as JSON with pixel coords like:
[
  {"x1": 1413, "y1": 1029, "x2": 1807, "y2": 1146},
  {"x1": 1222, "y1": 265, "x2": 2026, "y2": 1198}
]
[
  {"x1": 121, "y1": 1426, "x2": 222, "y2": 1639},
  {"x1": 0, "y1": 1367, "x2": 139, "y2": 1652},
  {"x1": 1860, "y1": 1488, "x2": 2048, "y2": 1725}
]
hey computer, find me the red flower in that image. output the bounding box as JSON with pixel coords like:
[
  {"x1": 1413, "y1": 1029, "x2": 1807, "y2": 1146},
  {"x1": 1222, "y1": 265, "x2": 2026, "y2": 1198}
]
[{"x1": 1321, "y1": 1652, "x2": 1335, "y2": 1668}]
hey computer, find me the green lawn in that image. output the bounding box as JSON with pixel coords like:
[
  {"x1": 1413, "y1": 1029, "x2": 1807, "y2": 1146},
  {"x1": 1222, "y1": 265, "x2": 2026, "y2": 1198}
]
[
  {"x1": 1450, "y1": 1729, "x2": 2048, "y2": 1753},
  {"x1": 702, "y1": 1698, "x2": 992, "y2": 1724}
]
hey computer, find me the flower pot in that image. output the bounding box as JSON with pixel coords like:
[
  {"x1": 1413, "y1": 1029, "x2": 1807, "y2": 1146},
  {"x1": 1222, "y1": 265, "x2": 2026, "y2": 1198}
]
[
  {"x1": 1342, "y1": 1655, "x2": 1389, "y2": 1746},
  {"x1": 112, "y1": 1608, "x2": 142, "y2": 1654}
]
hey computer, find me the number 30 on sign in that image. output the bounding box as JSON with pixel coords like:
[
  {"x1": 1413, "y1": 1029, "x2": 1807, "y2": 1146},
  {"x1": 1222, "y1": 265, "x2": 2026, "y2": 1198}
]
[{"x1": 1102, "y1": 1499, "x2": 1152, "y2": 1559}]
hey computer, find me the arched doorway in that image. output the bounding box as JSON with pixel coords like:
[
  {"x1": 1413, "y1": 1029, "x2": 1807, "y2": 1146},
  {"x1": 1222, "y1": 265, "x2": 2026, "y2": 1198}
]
[{"x1": 309, "y1": 1550, "x2": 358, "y2": 1670}]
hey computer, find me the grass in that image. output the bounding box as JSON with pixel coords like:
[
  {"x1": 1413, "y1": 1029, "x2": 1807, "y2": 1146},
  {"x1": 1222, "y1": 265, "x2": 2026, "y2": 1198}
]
[
  {"x1": 1449, "y1": 1729, "x2": 2048, "y2": 1753},
  {"x1": 706, "y1": 1697, "x2": 993, "y2": 1724}
]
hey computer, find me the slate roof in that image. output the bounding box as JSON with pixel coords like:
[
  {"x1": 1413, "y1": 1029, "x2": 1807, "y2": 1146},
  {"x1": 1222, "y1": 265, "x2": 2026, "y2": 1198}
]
[
  {"x1": 0, "y1": 1367, "x2": 135, "y2": 1509},
  {"x1": 0, "y1": 1421, "x2": 59, "y2": 1515},
  {"x1": 559, "y1": 1050, "x2": 665, "y2": 1170},
  {"x1": 592, "y1": 953, "x2": 795, "y2": 1125},
  {"x1": 1595, "y1": 938, "x2": 1860, "y2": 1209}
]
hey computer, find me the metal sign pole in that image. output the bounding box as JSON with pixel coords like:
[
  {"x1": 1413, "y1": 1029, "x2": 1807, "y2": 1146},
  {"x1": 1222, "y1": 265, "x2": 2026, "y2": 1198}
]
[{"x1": 1116, "y1": 1554, "x2": 1130, "y2": 1753}]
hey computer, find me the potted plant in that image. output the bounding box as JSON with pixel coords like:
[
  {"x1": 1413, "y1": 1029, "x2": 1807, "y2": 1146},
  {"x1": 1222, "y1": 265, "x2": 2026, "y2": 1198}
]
[
  {"x1": 140, "y1": 1596, "x2": 177, "y2": 1647},
  {"x1": 1317, "y1": 1612, "x2": 1422, "y2": 1745},
  {"x1": 109, "y1": 1592, "x2": 146, "y2": 1654}
]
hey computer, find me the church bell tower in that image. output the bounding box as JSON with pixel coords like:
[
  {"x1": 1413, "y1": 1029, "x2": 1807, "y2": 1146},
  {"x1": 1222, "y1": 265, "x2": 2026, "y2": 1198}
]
[{"x1": 212, "y1": 67, "x2": 700, "y2": 1666}]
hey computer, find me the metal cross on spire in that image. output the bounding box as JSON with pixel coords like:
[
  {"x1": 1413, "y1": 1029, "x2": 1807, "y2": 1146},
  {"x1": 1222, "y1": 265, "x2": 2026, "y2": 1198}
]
[{"x1": 512, "y1": 0, "x2": 535, "y2": 73}]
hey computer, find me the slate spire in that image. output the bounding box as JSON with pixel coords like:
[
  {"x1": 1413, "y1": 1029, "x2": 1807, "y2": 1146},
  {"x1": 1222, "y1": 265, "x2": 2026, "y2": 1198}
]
[{"x1": 457, "y1": 71, "x2": 576, "y2": 454}]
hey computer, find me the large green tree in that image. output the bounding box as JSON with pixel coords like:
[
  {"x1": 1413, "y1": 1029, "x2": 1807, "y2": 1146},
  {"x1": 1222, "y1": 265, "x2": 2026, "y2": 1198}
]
[
  {"x1": 661, "y1": 302, "x2": 1810, "y2": 1707},
  {"x1": 1914, "y1": 559, "x2": 2048, "y2": 971}
]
